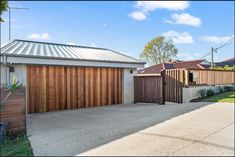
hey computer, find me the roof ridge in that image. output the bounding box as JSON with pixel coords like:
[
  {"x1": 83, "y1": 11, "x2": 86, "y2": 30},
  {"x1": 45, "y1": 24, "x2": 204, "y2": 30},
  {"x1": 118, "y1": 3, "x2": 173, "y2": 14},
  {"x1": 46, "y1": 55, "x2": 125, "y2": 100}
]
[
  {"x1": 174, "y1": 59, "x2": 204, "y2": 64},
  {"x1": 13, "y1": 39, "x2": 110, "y2": 51}
]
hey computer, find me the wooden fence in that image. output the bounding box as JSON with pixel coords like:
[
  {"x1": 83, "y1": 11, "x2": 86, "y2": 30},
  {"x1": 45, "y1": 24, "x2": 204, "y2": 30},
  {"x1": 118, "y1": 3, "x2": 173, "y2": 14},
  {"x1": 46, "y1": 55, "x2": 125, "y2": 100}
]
[
  {"x1": 188, "y1": 69, "x2": 234, "y2": 86},
  {"x1": 0, "y1": 87, "x2": 26, "y2": 134},
  {"x1": 165, "y1": 69, "x2": 185, "y2": 103},
  {"x1": 134, "y1": 68, "x2": 234, "y2": 104},
  {"x1": 134, "y1": 75, "x2": 163, "y2": 103},
  {"x1": 27, "y1": 65, "x2": 123, "y2": 114}
]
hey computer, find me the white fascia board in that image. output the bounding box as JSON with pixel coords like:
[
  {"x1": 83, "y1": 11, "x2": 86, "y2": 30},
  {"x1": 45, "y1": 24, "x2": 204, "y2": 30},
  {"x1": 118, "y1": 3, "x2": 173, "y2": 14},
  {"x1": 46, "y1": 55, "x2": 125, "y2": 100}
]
[{"x1": 1, "y1": 56, "x2": 145, "y2": 69}]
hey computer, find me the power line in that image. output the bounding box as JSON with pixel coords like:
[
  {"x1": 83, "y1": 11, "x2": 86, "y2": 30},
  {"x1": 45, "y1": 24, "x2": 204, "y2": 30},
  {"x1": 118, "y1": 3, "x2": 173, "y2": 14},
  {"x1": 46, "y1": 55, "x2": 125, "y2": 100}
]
[
  {"x1": 200, "y1": 52, "x2": 211, "y2": 59},
  {"x1": 215, "y1": 37, "x2": 234, "y2": 50},
  {"x1": 200, "y1": 37, "x2": 234, "y2": 60}
]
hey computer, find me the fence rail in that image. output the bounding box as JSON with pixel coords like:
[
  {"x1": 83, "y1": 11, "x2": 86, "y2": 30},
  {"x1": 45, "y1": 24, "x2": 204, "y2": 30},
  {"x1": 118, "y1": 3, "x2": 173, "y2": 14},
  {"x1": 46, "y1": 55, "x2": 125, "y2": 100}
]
[{"x1": 188, "y1": 69, "x2": 234, "y2": 86}]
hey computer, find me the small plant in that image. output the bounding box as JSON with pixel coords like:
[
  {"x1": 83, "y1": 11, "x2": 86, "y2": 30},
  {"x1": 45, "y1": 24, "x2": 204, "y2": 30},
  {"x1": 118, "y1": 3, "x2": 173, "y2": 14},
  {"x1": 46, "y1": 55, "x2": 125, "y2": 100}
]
[
  {"x1": 198, "y1": 88, "x2": 206, "y2": 97},
  {"x1": 0, "y1": 78, "x2": 23, "y2": 111},
  {"x1": 224, "y1": 86, "x2": 233, "y2": 92},
  {"x1": 206, "y1": 89, "x2": 215, "y2": 97}
]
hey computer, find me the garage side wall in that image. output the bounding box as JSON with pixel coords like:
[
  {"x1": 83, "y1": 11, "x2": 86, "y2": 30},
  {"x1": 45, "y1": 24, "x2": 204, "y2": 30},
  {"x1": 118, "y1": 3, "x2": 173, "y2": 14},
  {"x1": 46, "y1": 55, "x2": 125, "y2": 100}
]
[
  {"x1": 123, "y1": 68, "x2": 136, "y2": 104},
  {"x1": 1, "y1": 64, "x2": 27, "y2": 86}
]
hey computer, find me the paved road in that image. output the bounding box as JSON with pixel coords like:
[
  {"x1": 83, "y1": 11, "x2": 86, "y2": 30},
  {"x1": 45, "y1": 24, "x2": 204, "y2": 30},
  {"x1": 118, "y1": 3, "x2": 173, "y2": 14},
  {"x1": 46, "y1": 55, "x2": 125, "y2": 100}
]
[
  {"x1": 79, "y1": 102, "x2": 234, "y2": 156},
  {"x1": 27, "y1": 102, "x2": 234, "y2": 156}
]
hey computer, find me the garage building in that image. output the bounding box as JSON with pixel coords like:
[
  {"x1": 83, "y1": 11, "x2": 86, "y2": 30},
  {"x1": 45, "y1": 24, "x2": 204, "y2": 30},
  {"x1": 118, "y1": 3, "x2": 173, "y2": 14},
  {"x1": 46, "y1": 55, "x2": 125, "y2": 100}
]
[{"x1": 1, "y1": 39, "x2": 145, "y2": 113}]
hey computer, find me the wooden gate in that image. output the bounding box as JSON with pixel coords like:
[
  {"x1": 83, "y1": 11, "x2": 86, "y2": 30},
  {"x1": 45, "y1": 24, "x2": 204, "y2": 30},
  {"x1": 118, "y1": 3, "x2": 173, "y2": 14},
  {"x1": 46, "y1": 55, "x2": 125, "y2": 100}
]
[
  {"x1": 165, "y1": 69, "x2": 185, "y2": 103},
  {"x1": 134, "y1": 75, "x2": 164, "y2": 103},
  {"x1": 27, "y1": 65, "x2": 123, "y2": 113}
]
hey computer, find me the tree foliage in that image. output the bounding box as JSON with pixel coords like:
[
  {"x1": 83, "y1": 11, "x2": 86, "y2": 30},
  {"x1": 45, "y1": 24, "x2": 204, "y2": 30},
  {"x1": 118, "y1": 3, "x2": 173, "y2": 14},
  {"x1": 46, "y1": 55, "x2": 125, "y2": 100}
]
[
  {"x1": 0, "y1": 0, "x2": 8, "y2": 22},
  {"x1": 214, "y1": 65, "x2": 235, "y2": 71},
  {"x1": 140, "y1": 36, "x2": 178, "y2": 66}
]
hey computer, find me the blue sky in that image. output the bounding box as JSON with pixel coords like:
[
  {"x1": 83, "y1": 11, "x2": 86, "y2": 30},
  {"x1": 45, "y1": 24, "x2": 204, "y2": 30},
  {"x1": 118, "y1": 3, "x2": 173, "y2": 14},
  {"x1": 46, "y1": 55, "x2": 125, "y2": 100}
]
[{"x1": 1, "y1": 1, "x2": 234, "y2": 63}]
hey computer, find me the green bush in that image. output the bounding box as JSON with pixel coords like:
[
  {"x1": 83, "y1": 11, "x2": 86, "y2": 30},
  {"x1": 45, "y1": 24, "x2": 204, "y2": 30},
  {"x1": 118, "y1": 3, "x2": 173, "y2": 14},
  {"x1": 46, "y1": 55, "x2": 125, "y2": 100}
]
[
  {"x1": 224, "y1": 86, "x2": 233, "y2": 92},
  {"x1": 198, "y1": 88, "x2": 206, "y2": 97},
  {"x1": 218, "y1": 86, "x2": 224, "y2": 93},
  {"x1": 206, "y1": 89, "x2": 215, "y2": 97},
  {"x1": 215, "y1": 86, "x2": 224, "y2": 94}
]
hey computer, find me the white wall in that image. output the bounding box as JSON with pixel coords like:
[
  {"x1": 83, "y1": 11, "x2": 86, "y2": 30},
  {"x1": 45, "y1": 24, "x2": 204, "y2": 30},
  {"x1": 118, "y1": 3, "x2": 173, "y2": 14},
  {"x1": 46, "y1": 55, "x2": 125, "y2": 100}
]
[
  {"x1": 123, "y1": 68, "x2": 136, "y2": 104},
  {"x1": 1, "y1": 64, "x2": 27, "y2": 86},
  {"x1": 183, "y1": 84, "x2": 235, "y2": 102}
]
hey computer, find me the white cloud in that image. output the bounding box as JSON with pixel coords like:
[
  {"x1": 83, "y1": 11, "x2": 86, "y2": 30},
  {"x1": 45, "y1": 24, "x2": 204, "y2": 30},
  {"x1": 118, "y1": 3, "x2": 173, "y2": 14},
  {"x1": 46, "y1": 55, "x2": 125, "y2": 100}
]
[
  {"x1": 164, "y1": 13, "x2": 201, "y2": 27},
  {"x1": 177, "y1": 52, "x2": 201, "y2": 60},
  {"x1": 200, "y1": 35, "x2": 234, "y2": 44},
  {"x1": 162, "y1": 30, "x2": 194, "y2": 44},
  {"x1": 66, "y1": 42, "x2": 77, "y2": 45},
  {"x1": 129, "y1": 11, "x2": 147, "y2": 20},
  {"x1": 129, "y1": 1, "x2": 189, "y2": 21},
  {"x1": 27, "y1": 33, "x2": 50, "y2": 40},
  {"x1": 136, "y1": 1, "x2": 189, "y2": 13}
]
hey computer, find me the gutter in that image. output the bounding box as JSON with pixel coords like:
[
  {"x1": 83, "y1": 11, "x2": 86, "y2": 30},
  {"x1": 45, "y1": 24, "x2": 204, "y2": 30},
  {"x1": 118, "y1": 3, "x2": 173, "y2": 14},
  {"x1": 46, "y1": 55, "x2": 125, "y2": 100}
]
[{"x1": 1, "y1": 53, "x2": 146, "y2": 65}]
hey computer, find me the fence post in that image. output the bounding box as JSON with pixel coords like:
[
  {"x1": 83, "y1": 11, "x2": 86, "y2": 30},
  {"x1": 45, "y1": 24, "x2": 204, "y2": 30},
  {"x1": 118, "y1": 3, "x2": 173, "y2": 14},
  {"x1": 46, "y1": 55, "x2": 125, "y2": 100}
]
[
  {"x1": 160, "y1": 70, "x2": 165, "y2": 105},
  {"x1": 185, "y1": 69, "x2": 189, "y2": 87}
]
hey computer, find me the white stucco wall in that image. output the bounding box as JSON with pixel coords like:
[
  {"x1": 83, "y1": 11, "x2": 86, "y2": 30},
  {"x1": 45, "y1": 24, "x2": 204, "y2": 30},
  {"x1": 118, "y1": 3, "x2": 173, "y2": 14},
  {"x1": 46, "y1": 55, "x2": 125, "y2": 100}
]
[
  {"x1": 123, "y1": 68, "x2": 136, "y2": 104},
  {"x1": 1, "y1": 64, "x2": 27, "y2": 86},
  {"x1": 183, "y1": 84, "x2": 235, "y2": 102}
]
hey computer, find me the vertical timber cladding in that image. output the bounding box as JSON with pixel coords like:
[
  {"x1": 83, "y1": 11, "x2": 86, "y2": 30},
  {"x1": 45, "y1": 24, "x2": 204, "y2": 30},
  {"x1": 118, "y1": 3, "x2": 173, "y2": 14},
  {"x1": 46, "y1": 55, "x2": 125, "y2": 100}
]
[
  {"x1": 134, "y1": 76, "x2": 162, "y2": 103},
  {"x1": 165, "y1": 69, "x2": 185, "y2": 103},
  {"x1": 27, "y1": 65, "x2": 123, "y2": 113}
]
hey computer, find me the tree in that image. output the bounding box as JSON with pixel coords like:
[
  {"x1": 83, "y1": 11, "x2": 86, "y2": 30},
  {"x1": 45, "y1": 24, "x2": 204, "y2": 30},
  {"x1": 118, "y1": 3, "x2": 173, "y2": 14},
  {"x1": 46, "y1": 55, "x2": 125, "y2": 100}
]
[
  {"x1": 140, "y1": 36, "x2": 178, "y2": 65},
  {"x1": 214, "y1": 65, "x2": 235, "y2": 71},
  {"x1": 0, "y1": 0, "x2": 8, "y2": 22}
]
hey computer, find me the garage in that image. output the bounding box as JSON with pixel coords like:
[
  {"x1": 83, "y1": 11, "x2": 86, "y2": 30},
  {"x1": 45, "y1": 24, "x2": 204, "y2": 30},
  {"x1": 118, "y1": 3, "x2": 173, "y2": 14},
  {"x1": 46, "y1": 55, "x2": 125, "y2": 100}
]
[
  {"x1": 27, "y1": 66, "x2": 123, "y2": 113},
  {"x1": 1, "y1": 39, "x2": 145, "y2": 113}
]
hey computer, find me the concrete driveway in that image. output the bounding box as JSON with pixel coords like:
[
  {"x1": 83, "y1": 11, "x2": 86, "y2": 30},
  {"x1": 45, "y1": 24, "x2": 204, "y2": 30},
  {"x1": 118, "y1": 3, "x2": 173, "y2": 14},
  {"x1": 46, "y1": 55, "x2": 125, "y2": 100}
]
[{"x1": 27, "y1": 102, "x2": 234, "y2": 156}]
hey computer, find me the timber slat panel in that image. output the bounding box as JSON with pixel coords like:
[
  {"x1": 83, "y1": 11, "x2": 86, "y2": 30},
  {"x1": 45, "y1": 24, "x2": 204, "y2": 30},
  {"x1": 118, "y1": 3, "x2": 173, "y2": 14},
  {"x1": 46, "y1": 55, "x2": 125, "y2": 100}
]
[
  {"x1": 188, "y1": 69, "x2": 234, "y2": 86},
  {"x1": 134, "y1": 76, "x2": 162, "y2": 103},
  {"x1": 27, "y1": 65, "x2": 123, "y2": 113},
  {"x1": 165, "y1": 69, "x2": 184, "y2": 103},
  {"x1": 1, "y1": 87, "x2": 26, "y2": 134}
]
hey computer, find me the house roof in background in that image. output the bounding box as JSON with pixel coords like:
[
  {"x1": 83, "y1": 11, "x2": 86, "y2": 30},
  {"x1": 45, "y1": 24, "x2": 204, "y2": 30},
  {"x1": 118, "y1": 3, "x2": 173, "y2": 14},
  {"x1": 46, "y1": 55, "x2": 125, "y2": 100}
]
[
  {"x1": 173, "y1": 60, "x2": 205, "y2": 69},
  {"x1": 137, "y1": 59, "x2": 208, "y2": 74},
  {"x1": 215, "y1": 58, "x2": 235, "y2": 67},
  {"x1": 138, "y1": 64, "x2": 164, "y2": 74},
  {"x1": 1, "y1": 39, "x2": 145, "y2": 65}
]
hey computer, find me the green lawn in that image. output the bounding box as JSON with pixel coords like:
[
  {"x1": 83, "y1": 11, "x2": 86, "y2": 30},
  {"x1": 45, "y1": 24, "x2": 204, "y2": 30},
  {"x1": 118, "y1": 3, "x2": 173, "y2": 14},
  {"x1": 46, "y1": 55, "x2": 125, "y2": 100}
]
[
  {"x1": 0, "y1": 134, "x2": 33, "y2": 156},
  {"x1": 201, "y1": 91, "x2": 235, "y2": 103}
]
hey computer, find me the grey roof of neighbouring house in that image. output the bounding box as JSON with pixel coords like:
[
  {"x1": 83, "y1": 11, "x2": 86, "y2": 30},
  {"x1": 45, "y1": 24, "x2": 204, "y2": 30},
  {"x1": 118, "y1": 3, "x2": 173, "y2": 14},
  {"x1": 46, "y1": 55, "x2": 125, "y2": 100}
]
[{"x1": 0, "y1": 39, "x2": 145, "y2": 65}]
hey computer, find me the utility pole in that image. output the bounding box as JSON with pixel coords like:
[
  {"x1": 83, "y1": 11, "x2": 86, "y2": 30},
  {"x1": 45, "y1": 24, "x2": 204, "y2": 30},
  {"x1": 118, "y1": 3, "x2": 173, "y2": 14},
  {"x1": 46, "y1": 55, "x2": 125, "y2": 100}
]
[
  {"x1": 211, "y1": 47, "x2": 214, "y2": 69},
  {"x1": 8, "y1": 7, "x2": 29, "y2": 41}
]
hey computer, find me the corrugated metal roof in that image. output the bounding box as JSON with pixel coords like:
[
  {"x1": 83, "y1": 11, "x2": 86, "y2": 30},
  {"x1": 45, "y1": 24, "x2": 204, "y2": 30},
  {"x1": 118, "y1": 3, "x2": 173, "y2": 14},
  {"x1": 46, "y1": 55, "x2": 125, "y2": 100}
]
[{"x1": 1, "y1": 39, "x2": 144, "y2": 64}]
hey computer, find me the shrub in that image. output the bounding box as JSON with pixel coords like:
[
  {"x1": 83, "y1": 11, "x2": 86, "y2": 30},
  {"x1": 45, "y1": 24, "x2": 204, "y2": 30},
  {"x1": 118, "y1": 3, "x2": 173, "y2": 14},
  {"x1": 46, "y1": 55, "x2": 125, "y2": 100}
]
[
  {"x1": 218, "y1": 86, "x2": 224, "y2": 93},
  {"x1": 198, "y1": 88, "x2": 206, "y2": 97},
  {"x1": 215, "y1": 86, "x2": 224, "y2": 94},
  {"x1": 224, "y1": 86, "x2": 233, "y2": 92},
  {"x1": 206, "y1": 89, "x2": 215, "y2": 97}
]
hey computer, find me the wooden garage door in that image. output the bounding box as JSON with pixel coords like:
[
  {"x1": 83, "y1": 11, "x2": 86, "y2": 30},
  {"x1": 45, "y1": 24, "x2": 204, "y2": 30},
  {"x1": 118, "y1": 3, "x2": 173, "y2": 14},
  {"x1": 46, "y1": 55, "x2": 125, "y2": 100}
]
[{"x1": 27, "y1": 65, "x2": 123, "y2": 113}]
